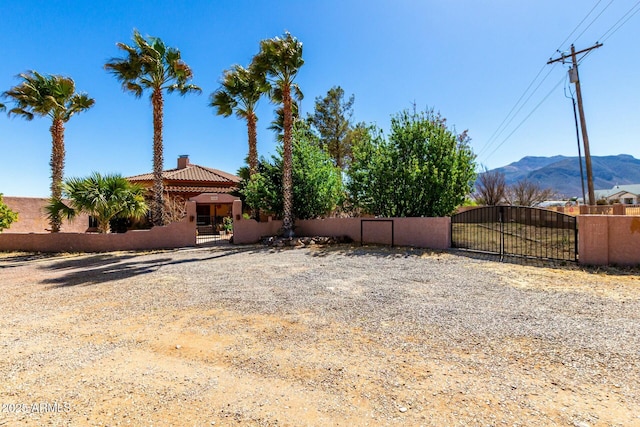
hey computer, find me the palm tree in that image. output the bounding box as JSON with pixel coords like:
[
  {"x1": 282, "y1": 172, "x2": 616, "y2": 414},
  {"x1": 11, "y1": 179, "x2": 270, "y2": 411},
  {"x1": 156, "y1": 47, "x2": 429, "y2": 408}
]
[
  {"x1": 267, "y1": 85, "x2": 302, "y2": 142},
  {"x1": 105, "y1": 29, "x2": 201, "y2": 226},
  {"x1": 210, "y1": 64, "x2": 268, "y2": 177},
  {"x1": 252, "y1": 32, "x2": 304, "y2": 237},
  {"x1": 3, "y1": 71, "x2": 94, "y2": 232},
  {"x1": 49, "y1": 172, "x2": 148, "y2": 233},
  {"x1": 0, "y1": 102, "x2": 5, "y2": 112}
]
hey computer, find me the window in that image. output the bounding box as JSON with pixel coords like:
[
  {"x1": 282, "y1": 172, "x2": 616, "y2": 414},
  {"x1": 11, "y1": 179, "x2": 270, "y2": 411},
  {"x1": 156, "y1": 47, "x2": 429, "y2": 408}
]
[{"x1": 88, "y1": 216, "x2": 98, "y2": 228}]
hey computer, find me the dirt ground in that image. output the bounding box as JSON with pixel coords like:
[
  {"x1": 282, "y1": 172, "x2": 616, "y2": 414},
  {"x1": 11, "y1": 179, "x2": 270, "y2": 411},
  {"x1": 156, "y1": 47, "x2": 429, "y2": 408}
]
[{"x1": 1, "y1": 246, "x2": 639, "y2": 426}]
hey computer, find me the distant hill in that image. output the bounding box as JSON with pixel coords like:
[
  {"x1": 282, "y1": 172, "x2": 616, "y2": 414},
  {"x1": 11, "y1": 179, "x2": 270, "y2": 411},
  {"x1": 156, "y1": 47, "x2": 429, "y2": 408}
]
[{"x1": 479, "y1": 154, "x2": 640, "y2": 198}]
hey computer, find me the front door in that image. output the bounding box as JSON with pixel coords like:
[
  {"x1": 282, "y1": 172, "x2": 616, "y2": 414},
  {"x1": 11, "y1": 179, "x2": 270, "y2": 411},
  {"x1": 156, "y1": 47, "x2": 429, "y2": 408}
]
[{"x1": 196, "y1": 205, "x2": 210, "y2": 225}]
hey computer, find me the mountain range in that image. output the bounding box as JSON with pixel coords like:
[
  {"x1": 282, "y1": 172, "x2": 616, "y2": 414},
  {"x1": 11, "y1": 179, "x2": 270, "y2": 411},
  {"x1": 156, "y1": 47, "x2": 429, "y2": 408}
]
[{"x1": 480, "y1": 154, "x2": 640, "y2": 198}]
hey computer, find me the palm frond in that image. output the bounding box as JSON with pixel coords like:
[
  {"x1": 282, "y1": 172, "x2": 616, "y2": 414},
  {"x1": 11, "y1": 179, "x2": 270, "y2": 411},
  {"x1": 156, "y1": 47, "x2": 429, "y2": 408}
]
[
  {"x1": 107, "y1": 30, "x2": 199, "y2": 99},
  {"x1": 4, "y1": 71, "x2": 94, "y2": 122},
  {"x1": 61, "y1": 172, "x2": 149, "y2": 233},
  {"x1": 210, "y1": 90, "x2": 236, "y2": 117},
  {"x1": 7, "y1": 107, "x2": 34, "y2": 121},
  {"x1": 252, "y1": 31, "x2": 304, "y2": 85},
  {"x1": 45, "y1": 197, "x2": 76, "y2": 222}
]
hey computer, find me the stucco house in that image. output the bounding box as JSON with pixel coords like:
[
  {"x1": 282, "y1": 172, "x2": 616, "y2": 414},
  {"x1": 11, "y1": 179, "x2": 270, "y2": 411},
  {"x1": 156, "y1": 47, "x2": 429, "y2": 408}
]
[
  {"x1": 127, "y1": 155, "x2": 241, "y2": 228},
  {"x1": 593, "y1": 184, "x2": 640, "y2": 205}
]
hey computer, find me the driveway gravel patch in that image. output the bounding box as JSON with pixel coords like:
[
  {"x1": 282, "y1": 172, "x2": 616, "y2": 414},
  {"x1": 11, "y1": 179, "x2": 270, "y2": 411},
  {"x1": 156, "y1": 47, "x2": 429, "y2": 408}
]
[{"x1": 1, "y1": 245, "x2": 639, "y2": 426}]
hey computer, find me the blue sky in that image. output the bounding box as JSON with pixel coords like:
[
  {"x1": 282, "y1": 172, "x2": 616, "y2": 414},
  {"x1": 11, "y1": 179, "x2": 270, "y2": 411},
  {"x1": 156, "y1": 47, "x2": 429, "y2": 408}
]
[{"x1": 1, "y1": 0, "x2": 639, "y2": 197}]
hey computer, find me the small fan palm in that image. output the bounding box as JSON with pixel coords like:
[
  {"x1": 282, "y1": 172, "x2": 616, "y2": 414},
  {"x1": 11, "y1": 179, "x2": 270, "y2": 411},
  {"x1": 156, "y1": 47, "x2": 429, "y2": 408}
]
[
  {"x1": 252, "y1": 32, "x2": 304, "y2": 236},
  {"x1": 3, "y1": 71, "x2": 94, "y2": 232},
  {"x1": 105, "y1": 29, "x2": 201, "y2": 226},
  {"x1": 49, "y1": 172, "x2": 148, "y2": 234},
  {"x1": 210, "y1": 64, "x2": 268, "y2": 177}
]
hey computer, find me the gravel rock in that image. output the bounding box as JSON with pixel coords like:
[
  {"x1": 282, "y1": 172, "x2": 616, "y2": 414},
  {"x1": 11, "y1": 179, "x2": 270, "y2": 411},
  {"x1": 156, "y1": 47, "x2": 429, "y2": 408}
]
[{"x1": 1, "y1": 245, "x2": 638, "y2": 426}]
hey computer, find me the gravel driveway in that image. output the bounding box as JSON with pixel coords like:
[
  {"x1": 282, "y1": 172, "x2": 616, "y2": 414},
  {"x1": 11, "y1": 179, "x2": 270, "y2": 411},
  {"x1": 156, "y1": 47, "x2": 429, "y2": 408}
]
[{"x1": 1, "y1": 244, "x2": 639, "y2": 426}]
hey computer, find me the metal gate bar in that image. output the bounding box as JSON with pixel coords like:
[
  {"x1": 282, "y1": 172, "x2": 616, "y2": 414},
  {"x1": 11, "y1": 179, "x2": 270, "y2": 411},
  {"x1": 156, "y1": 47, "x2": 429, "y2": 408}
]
[
  {"x1": 360, "y1": 219, "x2": 394, "y2": 247},
  {"x1": 451, "y1": 206, "x2": 577, "y2": 262}
]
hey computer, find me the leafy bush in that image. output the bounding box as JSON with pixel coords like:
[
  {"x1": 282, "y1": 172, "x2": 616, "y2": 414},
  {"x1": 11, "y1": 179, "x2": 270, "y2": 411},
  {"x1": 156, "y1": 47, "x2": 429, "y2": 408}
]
[
  {"x1": 0, "y1": 194, "x2": 18, "y2": 232},
  {"x1": 347, "y1": 109, "x2": 476, "y2": 217},
  {"x1": 242, "y1": 124, "x2": 343, "y2": 220}
]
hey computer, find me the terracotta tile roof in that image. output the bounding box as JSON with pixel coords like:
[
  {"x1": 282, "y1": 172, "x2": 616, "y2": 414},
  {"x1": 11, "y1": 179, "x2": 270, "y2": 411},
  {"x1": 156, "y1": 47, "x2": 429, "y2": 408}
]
[
  {"x1": 163, "y1": 186, "x2": 236, "y2": 194},
  {"x1": 128, "y1": 164, "x2": 241, "y2": 184}
]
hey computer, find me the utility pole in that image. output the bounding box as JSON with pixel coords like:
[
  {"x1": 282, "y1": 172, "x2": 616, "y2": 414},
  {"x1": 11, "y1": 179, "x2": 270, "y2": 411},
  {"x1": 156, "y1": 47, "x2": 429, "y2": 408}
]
[{"x1": 548, "y1": 42, "x2": 602, "y2": 205}]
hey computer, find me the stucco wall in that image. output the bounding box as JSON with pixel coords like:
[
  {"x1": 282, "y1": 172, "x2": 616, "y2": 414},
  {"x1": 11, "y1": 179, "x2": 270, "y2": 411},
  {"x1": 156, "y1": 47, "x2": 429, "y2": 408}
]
[
  {"x1": 578, "y1": 215, "x2": 640, "y2": 266},
  {"x1": 3, "y1": 197, "x2": 90, "y2": 233},
  {"x1": 0, "y1": 202, "x2": 197, "y2": 253},
  {"x1": 231, "y1": 201, "x2": 450, "y2": 249}
]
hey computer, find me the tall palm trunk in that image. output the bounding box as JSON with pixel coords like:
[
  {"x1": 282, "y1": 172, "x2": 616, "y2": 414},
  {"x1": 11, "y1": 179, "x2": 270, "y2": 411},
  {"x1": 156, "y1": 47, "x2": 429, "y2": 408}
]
[
  {"x1": 49, "y1": 118, "x2": 65, "y2": 232},
  {"x1": 247, "y1": 112, "x2": 258, "y2": 176},
  {"x1": 152, "y1": 88, "x2": 165, "y2": 226},
  {"x1": 282, "y1": 85, "x2": 294, "y2": 236},
  {"x1": 247, "y1": 111, "x2": 261, "y2": 221}
]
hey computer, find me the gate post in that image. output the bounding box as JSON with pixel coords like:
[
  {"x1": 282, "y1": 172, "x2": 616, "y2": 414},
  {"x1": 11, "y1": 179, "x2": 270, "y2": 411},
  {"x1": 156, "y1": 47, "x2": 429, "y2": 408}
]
[{"x1": 499, "y1": 206, "x2": 504, "y2": 261}]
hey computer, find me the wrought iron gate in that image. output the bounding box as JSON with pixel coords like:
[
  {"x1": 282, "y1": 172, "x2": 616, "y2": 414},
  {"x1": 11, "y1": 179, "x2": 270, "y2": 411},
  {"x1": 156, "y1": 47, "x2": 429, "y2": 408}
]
[
  {"x1": 196, "y1": 225, "x2": 231, "y2": 245},
  {"x1": 451, "y1": 206, "x2": 577, "y2": 262}
]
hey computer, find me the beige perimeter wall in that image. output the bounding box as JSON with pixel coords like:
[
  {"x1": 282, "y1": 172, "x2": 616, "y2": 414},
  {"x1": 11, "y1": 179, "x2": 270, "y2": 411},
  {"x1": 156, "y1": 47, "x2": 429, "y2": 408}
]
[
  {"x1": 579, "y1": 215, "x2": 640, "y2": 266},
  {"x1": 0, "y1": 202, "x2": 197, "y2": 253},
  {"x1": 231, "y1": 201, "x2": 451, "y2": 250}
]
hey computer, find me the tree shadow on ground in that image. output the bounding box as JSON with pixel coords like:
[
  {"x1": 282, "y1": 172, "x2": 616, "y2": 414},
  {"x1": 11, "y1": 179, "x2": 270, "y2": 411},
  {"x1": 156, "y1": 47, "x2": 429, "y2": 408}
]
[
  {"x1": 450, "y1": 249, "x2": 640, "y2": 276},
  {"x1": 42, "y1": 257, "x2": 175, "y2": 288},
  {"x1": 450, "y1": 249, "x2": 576, "y2": 268},
  {"x1": 40, "y1": 245, "x2": 272, "y2": 288},
  {"x1": 44, "y1": 253, "x2": 139, "y2": 270},
  {"x1": 0, "y1": 252, "x2": 73, "y2": 268},
  {"x1": 306, "y1": 243, "x2": 445, "y2": 259},
  {"x1": 306, "y1": 244, "x2": 640, "y2": 276}
]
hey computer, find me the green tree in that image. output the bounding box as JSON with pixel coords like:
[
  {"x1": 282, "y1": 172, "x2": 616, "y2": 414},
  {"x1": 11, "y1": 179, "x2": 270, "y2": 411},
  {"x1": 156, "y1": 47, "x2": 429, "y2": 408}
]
[
  {"x1": 210, "y1": 64, "x2": 268, "y2": 177},
  {"x1": 48, "y1": 173, "x2": 148, "y2": 234},
  {"x1": 0, "y1": 102, "x2": 5, "y2": 112},
  {"x1": 346, "y1": 125, "x2": 395, "y2": 215},
  {"x1": 0, "y1": 194, "x2": 18, "y2": 232},
  {"x1": 252, "y1": 32, "x2": 304, "y2": 236},
  {"x1": 309, "y1": 86, "x2": 355, "y2": 170},
  {"x1": 347, "y1": 109, "x2": 476, "y2": 217},
  {"x1": 242, "y1": 125, "x2": 342, "y2": 220},
  {"x1": 105, "y1": 29, "x2": 201, "y2": 227},
  {"x1": 3, "y1": 71, "x2": 95, "y2": 232}
]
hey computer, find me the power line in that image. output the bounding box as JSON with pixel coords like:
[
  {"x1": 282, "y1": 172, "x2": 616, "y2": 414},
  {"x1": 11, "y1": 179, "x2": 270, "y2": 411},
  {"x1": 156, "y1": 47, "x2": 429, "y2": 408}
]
[
  {"x1": 572, "y1": 0, "x2": 614, "y2": 44},
  {"x1": 476, "y1": 65, "x2": 557, "y2": 158},
  {"x1": 478, "y1": 0, "x2": 608, "y2": 162},
  {"x1": 599, "y1": 0, "x2": 640, "y2": 42},
  {"x1": 473, "y1": 65, "x2": 546, "y2": 158},
  {"x1": 555, "y1": 0, "x2": 604, "y2": 51},
  {"x1": 481, "y1": 74, "x2": 566, "y2": 164},
  {"x1": 474, "y1": 65, "x2": 546, "y2": 156}
]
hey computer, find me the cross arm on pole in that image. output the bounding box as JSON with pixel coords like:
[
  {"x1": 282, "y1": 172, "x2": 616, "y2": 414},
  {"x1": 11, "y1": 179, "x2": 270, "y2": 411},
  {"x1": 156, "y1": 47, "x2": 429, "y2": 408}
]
[{"x1": 547, "y1": 42, "x2": 603, "y2": 65}]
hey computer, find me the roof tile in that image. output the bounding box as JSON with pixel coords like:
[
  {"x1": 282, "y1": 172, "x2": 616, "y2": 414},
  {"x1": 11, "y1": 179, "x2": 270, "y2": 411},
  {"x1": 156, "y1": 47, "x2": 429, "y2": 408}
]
[{"x1": 128, "y1": 164, "x2": 240, "y2": 184}]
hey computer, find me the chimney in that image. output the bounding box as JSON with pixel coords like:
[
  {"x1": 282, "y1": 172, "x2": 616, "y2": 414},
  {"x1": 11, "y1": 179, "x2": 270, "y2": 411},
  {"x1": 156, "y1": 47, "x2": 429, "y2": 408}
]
[{"x1": 177, "y1": 155, "x2": 190, "y2": 169}]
